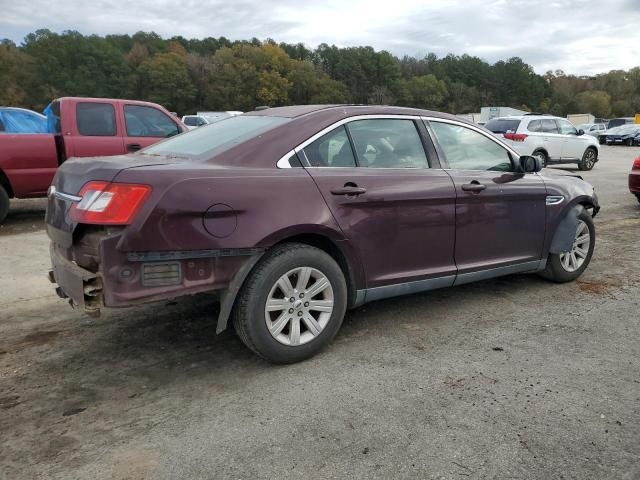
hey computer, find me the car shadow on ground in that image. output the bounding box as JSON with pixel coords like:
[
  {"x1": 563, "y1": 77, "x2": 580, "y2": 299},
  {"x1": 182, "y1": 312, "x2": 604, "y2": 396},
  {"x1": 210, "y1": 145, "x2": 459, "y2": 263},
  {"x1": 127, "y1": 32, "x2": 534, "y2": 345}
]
[
  {"x1": 16, "y1": 272, "x2": 552, "y2": 392},
  {"x1": 0, "y1": 198, "x2": 47, "y2": 236}
]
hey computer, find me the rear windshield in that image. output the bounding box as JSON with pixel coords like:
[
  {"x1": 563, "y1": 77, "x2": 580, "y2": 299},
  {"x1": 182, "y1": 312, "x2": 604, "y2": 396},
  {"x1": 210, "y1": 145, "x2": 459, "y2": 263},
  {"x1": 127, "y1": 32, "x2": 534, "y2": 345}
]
[
  {"x1": 143, "y1": 115, "x2": 289, "y2": 157},
  {"x1": 484, "y1": 119, "x2": 521, "y2": 134}
]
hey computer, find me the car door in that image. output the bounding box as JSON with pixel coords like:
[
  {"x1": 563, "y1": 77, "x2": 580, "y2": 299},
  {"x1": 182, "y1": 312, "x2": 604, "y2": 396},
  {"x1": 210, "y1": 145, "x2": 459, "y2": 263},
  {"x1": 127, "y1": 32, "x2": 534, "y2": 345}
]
[
  {"x1": 300, "y1": 117, "x2": 457, "y2": 290},
  {"x1": 540, "y1": 119, "x2": 564, "y2": 161},
  {"x1": 426, "y1": 119, "x2": 547, "y2": 281},
  {"x1": 67, "y1": 101, "x2": 125, "y2": 157},
  {"x1": 556, "y1": 118, "x2": 583, "y2": 159},
  {"x1": 121, "y1": 104, "x2": 182, "y2": 153}
]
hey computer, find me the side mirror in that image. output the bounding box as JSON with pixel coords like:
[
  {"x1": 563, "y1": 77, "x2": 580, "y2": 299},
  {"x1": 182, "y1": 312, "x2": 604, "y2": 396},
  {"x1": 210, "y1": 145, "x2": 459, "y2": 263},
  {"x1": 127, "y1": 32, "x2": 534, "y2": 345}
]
[
  {"x1": 519, "y1": 155, "x2": 543, "y2": 173},
  {"x1": 577, "y1": 129, "x2": 584, "y2": 136}
]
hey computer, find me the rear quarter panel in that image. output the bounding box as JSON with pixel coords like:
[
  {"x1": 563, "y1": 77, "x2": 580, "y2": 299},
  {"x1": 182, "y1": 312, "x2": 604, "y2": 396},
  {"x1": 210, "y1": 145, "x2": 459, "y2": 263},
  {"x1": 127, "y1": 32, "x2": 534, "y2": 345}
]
[{"x1": 112, "y1": 164, "x2": 365, "y2": 287}]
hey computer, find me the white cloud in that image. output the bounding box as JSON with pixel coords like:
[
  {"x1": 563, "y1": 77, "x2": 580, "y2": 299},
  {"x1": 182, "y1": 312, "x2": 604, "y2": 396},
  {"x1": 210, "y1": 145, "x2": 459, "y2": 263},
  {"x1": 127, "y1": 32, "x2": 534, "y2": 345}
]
[{"x1": 1, "y1": 0, "x2": 638, "y2": 75}]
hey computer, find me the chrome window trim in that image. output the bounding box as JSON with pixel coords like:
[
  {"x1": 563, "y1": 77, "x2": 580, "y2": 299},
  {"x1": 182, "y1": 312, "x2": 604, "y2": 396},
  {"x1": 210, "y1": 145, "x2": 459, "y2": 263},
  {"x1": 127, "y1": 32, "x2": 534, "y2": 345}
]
[
  {"x1": 276, "y1": 114, "x2": 423, "y2": 169},
  {"x1": 276, "y1": 150, "x2": 296, "y2": 169}
]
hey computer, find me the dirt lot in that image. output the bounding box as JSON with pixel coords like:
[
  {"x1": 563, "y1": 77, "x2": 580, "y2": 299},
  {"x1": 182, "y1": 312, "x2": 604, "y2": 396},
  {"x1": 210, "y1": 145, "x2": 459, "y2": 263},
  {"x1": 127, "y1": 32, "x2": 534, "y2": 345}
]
[{"x1": 1, "y1": 146, "x2": 639, "y2": 479}]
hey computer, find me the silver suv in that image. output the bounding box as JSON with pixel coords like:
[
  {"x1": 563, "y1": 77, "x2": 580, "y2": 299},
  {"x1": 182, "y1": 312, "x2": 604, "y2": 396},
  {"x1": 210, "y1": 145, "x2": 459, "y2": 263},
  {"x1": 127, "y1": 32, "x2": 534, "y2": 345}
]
[{"x1": 485, "y1": 115, "x2": 600, "y2": 170}]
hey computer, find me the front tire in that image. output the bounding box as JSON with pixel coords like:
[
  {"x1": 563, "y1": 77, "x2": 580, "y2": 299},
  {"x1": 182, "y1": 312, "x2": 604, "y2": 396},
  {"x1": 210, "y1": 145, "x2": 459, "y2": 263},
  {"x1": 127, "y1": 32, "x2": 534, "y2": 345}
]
[
  {"x1": 578, "y1": 147, "x2": 597, "y2": 171},
  {"x1": 0, "y1": 185, "x2": 9, "y2": 225},
  {"x1": 233, "y1": 243, "x2": 347, "y2": 363},
  {"x1": 626, "y1": 138, "x2": 634, "y2": 147},
  {"x1": 539, "y1": 210, "x2": 595, "y2": 283}
]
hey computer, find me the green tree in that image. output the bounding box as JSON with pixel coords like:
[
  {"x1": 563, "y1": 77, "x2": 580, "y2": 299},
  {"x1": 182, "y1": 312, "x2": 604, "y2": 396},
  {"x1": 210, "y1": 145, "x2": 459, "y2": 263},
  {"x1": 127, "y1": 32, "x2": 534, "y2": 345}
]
[
  {"x1": 574, "y1": 90, "x2": 612, "y2": 118},
  {"x1": 138, "y1": 51, "x2": 196, "y2": 112}
]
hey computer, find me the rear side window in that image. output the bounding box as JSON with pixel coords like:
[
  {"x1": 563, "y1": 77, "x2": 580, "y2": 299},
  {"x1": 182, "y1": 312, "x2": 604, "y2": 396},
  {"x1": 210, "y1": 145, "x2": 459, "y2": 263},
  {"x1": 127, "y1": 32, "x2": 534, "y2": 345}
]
[
  {"x1": 143, "y1": 115, "x2": 289, "y2": 157},
  {"x1": 124, "y1": 105, "x2": 179, "y2": 138},
  {"x1": 346, "y1": 119, "x2": 428, "y2": 168},
  {"x1": 76, "y1": 102, "x2": 116, "y2": 136},
  {"x1": 527, "y1": 120, "x2": 542, "y2": 132},
  {"x1": 541, "y1": 119, "x2": 559, "y2": 133},
  {"x1": 301, "y1": 126, "x2": 356, "y2": 167},
  {"x1": 484, "y1": 119, "x2": 521, "y2": 134}
]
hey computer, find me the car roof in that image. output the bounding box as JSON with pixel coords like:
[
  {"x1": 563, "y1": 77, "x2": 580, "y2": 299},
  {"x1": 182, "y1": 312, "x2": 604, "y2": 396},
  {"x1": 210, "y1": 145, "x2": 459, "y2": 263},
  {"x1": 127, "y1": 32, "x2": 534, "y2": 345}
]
[{"x1": 243, "y1": 104, "x2": 463, "y2": 122}]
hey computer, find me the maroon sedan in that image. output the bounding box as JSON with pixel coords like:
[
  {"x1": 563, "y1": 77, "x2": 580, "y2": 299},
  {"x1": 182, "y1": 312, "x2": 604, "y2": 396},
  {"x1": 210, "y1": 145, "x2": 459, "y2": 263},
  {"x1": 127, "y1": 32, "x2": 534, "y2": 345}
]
[
  {"x1": 630, "y1": 156, "x2": 640, "y2": 203},
  {"x1": 46, "y1": 105, "x2": 599, "y2": 363}
]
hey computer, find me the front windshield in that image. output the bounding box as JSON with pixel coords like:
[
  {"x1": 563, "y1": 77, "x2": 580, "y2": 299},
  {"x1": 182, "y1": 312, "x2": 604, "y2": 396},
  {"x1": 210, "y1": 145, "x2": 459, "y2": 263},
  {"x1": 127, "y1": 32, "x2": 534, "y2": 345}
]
[{"x1": 143, "y1": 115, "x2": 290, "y2": 158}]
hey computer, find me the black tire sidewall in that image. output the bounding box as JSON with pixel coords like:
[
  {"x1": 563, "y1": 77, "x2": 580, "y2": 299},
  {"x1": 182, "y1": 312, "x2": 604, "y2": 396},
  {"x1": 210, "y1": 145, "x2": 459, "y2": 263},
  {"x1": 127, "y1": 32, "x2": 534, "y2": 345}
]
[
  {"x1": 546, "y1": 210, "x2": 595, "y2": 282},
  {"x1": 236, "y1": 245, "x2": 347, "y2": 363},
  {"x1": 532, "y1": 149, "x2": 548, "y2": 167},
  {"x1": 580, "y1": 148, "x2": 596, "y2": 171},
  {"x1": 0, "y1": 186, "x2": 9, "y2": 224}
]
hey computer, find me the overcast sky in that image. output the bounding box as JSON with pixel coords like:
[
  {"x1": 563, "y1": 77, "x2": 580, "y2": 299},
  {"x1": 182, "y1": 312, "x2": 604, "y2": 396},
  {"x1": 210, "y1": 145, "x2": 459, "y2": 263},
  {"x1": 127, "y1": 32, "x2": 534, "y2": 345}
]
[{"x1": 2, "y1": 0, "x2": 639, "y2": 75}]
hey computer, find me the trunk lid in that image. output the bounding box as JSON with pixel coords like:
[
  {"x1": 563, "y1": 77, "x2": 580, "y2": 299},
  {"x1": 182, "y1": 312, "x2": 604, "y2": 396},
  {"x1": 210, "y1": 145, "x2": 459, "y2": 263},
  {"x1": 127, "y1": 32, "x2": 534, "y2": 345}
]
[{"x1": 45, "y1": 154, "x2": 178, "y2": 247}]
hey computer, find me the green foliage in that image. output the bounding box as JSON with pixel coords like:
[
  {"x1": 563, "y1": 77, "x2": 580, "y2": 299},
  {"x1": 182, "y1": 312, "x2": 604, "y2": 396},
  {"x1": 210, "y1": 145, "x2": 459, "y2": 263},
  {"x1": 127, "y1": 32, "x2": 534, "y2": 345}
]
[{"x1": 2, "y1": 30, "x2": 640, "y2": 117}]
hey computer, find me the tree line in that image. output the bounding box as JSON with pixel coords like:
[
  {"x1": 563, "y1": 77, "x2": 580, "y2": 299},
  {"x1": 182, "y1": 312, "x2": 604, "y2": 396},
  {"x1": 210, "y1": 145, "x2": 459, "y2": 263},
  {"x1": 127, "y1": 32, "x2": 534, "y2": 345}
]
[{"x1": 1, "y1": 29, "x2": 639, "y2": 118}]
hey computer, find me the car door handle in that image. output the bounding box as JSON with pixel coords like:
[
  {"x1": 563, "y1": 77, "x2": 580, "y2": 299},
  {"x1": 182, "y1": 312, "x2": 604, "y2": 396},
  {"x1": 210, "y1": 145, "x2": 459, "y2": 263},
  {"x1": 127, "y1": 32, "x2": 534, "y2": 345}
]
[
  {"x1": 126, "y1": 143, "x2": 142, "y2": 152},
  {"x1": 461, "y1": 181, "x2": 486, "y2": 193},
  {"x1": 330, "y1": 186, "x2": 367, "y2": 196}
]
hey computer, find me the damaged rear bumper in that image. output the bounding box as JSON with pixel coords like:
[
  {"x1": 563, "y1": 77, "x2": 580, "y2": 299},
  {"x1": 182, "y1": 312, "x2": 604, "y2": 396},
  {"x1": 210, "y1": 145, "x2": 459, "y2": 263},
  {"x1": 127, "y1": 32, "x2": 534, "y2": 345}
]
[{"x1": 49, "y1": 243, "x2": 103, "y2": 316}]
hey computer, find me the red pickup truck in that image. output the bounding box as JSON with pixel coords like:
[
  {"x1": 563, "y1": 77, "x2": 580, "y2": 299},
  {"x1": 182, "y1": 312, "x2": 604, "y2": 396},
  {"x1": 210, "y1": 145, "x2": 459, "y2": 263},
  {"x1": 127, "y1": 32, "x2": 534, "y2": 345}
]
[{"x1": 0, "y1": 97, "x2": 186, "y2": 223}]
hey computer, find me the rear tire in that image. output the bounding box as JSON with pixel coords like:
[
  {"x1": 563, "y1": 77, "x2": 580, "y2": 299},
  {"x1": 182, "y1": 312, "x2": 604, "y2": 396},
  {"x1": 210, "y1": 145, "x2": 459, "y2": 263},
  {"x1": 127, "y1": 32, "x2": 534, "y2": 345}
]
[
  {"x1": 578, "y1": 147, "x2": 597, "y2": 171},
  {"x1": 636, "y1": 194, "x2": 640, "y2": 205},
  {"x1": 0, "y1": 185, "x2": 9, "y2": 225},
  {"x1": 532, "y1": 149, "x2": 548, "y2": 167},
  {"x1": 232, "y1": 243, "x2": 347, "y2": 364},
  {"x1": 538, "y1": 210, "x2": 595, "y2": 283},
  {"x1": 626, "y1": 138, "x2": 634, "y2": 147}
]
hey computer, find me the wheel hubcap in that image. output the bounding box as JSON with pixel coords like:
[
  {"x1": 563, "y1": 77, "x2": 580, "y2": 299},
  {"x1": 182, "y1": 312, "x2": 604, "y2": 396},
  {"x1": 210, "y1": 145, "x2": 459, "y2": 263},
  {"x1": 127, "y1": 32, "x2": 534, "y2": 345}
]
[
  {"x1": 585, "y1": 151, "x2": 595, "y2": 168},
  {"x1": 264, "y1": 267, "x2": 334, "y2": 346},
  {"x1": 559, "y1": 220, "x2": 590, "y2": 272}
]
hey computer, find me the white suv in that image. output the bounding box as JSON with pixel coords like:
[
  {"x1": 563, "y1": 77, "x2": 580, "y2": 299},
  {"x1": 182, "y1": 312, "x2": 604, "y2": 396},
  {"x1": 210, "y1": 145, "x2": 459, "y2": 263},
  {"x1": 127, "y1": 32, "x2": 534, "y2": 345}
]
[{"x1": 484, "y1": 115, "x2": 600, "y2": 170}]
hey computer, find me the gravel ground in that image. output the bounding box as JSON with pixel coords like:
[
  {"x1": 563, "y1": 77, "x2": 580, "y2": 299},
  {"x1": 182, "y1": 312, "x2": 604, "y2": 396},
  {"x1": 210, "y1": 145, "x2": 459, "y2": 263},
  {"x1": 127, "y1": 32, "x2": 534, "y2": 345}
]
[{"x1": 1, "y1": 146, "x2": 639, "y2": 480}]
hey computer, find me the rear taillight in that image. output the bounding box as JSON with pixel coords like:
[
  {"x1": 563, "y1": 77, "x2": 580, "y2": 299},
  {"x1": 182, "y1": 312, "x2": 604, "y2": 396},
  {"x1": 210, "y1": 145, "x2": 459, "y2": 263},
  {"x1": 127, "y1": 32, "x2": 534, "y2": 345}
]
[
  {"x1": 633, "y1": 157, "x2": 640, "y2": 171},
  {"x1": 69, "y1": 181, "x2": 151, "y2": 225},
  {"x1": 504, "y1": 133, "x2": 528, "y2": 142}
]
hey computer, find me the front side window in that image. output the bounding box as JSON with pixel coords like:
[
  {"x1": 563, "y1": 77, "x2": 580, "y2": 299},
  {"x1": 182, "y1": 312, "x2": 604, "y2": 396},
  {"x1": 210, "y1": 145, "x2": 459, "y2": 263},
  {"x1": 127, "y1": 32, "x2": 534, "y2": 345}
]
[
  {"x1": 301, "y1": 126, "x2": 356, "y2": 167},
  {"x1": 557, "y1": 119, "x2": 578, "y2": 135},
  {"x1": 541, "y1": 119, "x2": 559, "y2": 134},
  {"x1": 76, "y1": 102, "x2": 116, "y2": 136},
  {"x1": 125, "y1": 105, "x2": 180, "y2": 138},
  {"x1": 429, "y1": 121, "x2": 512, "y2": 172},
  {"x1": 346, "y1": 119, "x2": 428, "y2": 168}
]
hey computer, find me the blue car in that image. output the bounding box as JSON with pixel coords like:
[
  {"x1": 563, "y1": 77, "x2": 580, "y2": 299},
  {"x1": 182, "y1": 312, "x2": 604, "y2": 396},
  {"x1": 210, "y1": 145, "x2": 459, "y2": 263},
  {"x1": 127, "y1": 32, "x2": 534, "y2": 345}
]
[{"x1": 606, "y1": 125, "x2": 640, "y2": 146}]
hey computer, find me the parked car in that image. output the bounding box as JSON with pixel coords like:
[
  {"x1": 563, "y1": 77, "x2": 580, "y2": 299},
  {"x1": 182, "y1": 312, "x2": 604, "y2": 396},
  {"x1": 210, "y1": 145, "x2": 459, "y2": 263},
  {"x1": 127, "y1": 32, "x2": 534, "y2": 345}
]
[
  {"x1": 607, "y1": 117, "x2": 634, "y2": 129},
  {"x1": 484, "y1": 114, "x2": 600, "y2": 170},
  {"x1": 577, "y1": 123, "x2": 607, "y2": 138},
  {"x1": 630, "y1": 156, "x2": 640, "y2": 204},
  {"x1": 46, "y1": 105, "x2": 599, "y2": 363},
  {"x1": 182, "y1": 111, "x2": 243, "y2": 130},
  {"x1": 0, "y1": 97, "x2": 187, "y2": 224},
  {"x1": 605, "y1": 124, "x2": 640, "y2": 146},
  {"x1": 0, "y1": 107, "x2": 47, "y2": 133}
]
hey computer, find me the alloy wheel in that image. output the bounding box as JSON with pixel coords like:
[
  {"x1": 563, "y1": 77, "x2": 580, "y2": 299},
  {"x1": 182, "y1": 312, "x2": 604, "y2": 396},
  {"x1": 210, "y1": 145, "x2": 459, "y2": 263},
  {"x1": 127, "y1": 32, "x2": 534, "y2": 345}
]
[
  {"x1": 583, "y1": 149, "x2": 596, "y2": 169},
  {"x1": 264, "y1": 267, "x2": 334, "y2": 346},
  {"x1": 559, "y1": 220, "x2": 591, "y2": 272}
]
